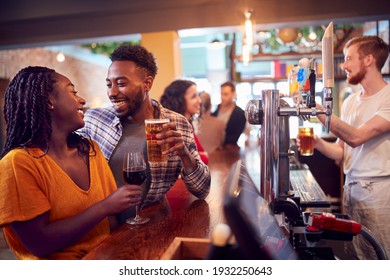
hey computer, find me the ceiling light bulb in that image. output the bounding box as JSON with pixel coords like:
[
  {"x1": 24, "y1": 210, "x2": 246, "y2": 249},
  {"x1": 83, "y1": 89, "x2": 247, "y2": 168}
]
[
  {"x1": 56, "y1": 52, "x2": 65, "y2": 62},
  {"x1": 308, "y1": 31, "x2": 318, "y2": 41}
]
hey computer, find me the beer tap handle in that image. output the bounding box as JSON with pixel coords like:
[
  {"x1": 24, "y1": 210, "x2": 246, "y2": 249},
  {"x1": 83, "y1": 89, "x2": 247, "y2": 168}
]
[
  {"x1": 308, "y1": 68, "x2": 316, "y2": 108},
  {"x1": 321, "y1": 22, "x2": 334, "y2": 133}
]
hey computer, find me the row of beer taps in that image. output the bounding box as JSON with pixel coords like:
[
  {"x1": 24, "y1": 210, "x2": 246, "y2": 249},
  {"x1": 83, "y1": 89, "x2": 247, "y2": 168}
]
[{"x1": 244, "y1": 21, "x2": 335, "y2": 205}]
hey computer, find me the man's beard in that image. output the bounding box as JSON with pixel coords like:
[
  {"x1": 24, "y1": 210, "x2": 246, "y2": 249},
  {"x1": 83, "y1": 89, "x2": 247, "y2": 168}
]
[
  {"x1": 122, "y1": 88, "x2": 144, "y2": 120},
  {"x1": 347, "y1": 63, "x2": 366, "y2": 85}
]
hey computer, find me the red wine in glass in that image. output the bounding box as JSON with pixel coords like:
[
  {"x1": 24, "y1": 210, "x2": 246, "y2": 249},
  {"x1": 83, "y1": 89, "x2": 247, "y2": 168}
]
[
  {"x1": 122, "y1": 152, "x2": 149, "y2": 225},
  {"x1": 123, "y1": 168, "x2": 147, "y2": 185}
]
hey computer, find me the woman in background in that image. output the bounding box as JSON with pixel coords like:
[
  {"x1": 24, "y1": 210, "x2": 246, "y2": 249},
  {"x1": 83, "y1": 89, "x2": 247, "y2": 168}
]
[
  {"x1": 160, "y1": 79, "x2": 209, "y2": 164},
  {"x1": 0, "y1": 66, "x2": 141, "y2": 259}
]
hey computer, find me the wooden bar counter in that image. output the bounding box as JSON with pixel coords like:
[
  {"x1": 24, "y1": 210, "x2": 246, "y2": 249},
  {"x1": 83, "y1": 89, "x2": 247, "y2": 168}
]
[{"x1": 83, "y1": 149, "x2": 243, "y2": 260}]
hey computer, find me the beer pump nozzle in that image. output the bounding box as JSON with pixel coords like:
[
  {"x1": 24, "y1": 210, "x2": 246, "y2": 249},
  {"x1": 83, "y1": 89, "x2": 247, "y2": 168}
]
[{"x1": 324, "y1": 88, "x2": 333, "y2": 133}]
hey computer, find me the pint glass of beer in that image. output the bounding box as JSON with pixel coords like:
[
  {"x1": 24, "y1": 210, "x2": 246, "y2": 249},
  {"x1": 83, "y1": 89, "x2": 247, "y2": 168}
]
[
  {"x1": 298, "y1": 127, "x2": 314, "y2": 156},
  {"x1": 145, "y1": 119, "x2": 170, "y2": 163}
]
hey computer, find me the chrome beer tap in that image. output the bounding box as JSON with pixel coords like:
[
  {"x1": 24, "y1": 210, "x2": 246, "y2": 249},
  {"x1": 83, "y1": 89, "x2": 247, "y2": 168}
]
[
  {"x1": 245, "y1": 89, "x2": 327, "y2": 206},
  {"x1": 244, "y1": 22, "x2": 335, "y2": 208},
  {"x1": 324, "y1": 88, "x2": 333, "y2": 132}
]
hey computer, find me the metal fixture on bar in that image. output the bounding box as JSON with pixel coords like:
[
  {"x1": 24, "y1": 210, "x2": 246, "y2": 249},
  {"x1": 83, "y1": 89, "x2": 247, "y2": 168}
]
[{"x1": 245, "y1": 22, "x2": 335, "y2": 207}]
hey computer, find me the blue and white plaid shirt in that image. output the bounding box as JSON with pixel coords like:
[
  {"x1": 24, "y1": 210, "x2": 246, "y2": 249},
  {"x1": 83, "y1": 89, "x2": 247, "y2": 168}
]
[{"x1": 79, "y1": 99, "x2": 210, "y2": 205}]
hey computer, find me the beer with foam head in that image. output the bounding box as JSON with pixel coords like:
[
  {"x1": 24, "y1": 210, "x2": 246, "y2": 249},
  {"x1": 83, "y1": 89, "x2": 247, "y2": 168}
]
[{"x1": 145, "y1": 119, "x2": 170, "y2": 163}]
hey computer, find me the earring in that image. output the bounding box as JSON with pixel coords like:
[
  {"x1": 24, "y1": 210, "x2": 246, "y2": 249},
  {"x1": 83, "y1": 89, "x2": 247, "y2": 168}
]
[{"x1": 50, "y1": 105, "x2": 54, "y2": 110}]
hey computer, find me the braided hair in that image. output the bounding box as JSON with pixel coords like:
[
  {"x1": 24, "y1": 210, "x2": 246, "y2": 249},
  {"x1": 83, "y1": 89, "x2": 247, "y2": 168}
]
[{"x1": 1, "y1": 66, "x2": 94, "y2": 159}]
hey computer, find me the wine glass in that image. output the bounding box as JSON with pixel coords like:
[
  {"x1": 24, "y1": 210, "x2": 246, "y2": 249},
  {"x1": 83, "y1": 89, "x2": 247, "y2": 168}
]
[{"x1": 122, "y1": 151, "x2": 149, "y2": 225}]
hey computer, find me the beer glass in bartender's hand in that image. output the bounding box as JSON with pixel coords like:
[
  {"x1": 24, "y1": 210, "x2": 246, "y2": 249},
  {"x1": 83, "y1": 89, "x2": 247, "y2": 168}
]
[
  {"x1": 145, "y1": 119, "x2": 170, "y2": 164},
  {"x1": 297, "y1": 127, "x2": 314, "y2": 156}
]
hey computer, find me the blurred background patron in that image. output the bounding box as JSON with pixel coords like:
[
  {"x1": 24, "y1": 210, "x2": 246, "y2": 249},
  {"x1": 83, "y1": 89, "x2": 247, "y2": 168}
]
[
  {"x1": 212, "y1": 81, "x2": 247, "y2": 150},
  {"x1": 194, "y1": 91, "x2": 225, "y2": 154}
]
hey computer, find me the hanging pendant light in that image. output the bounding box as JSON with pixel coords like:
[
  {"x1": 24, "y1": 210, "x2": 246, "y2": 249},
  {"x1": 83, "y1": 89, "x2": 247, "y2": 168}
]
[
  {"x1": 241, "y1": 9, "x2": 254, "y2": 65},
  {"x1": 244, "y1": 9, "x2": 254, "y2": 48}
]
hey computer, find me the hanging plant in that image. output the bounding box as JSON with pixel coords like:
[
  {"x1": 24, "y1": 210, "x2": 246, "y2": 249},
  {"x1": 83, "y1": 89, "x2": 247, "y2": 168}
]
[
  {"x1": 81, "y1": 41, "x2": 140, "y2": 56},
  {"x1": 267, "y1": 30, "x2": 283, "y2": 51}
]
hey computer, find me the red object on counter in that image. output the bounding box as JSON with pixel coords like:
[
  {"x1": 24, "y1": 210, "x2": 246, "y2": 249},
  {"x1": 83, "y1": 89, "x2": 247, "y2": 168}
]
[
  {"x1": 307, "y1": 213, "x2": 361, "y2": 235},
  {"x1": 194, "y1": 134, "x2": 209, "y2": 165}
]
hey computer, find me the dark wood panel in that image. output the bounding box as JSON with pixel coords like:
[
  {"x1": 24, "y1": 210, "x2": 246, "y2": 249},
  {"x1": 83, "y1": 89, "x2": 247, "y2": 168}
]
[{"x1": 1, "y1": 0, "x2": 389, "y2": 49}]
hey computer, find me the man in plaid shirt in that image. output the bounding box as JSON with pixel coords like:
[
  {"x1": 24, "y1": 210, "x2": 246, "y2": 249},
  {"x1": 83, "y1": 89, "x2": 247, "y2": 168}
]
[{"x1": 79, "y1": 45, "x2": 210, "y2": 221}]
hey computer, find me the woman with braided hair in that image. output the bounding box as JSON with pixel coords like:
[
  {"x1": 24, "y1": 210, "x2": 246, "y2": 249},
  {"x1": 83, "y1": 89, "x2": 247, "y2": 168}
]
[{"x1": 0, "y1": 66, "x2": 142, "y2": 259}]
